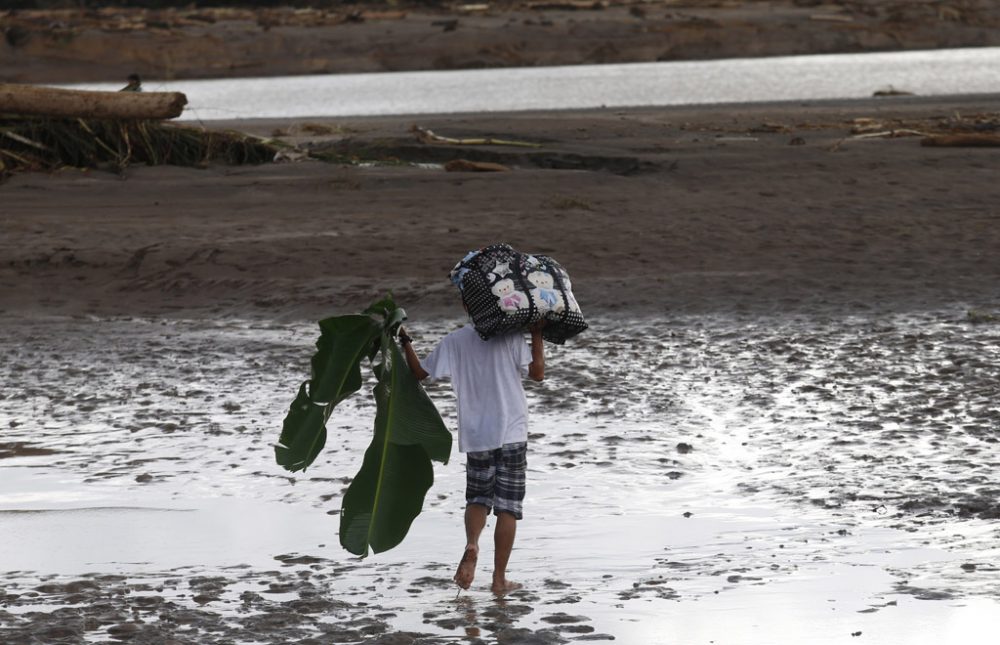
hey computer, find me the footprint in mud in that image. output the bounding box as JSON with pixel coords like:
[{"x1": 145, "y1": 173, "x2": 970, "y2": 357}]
[
  {"x1": 540, "y1": 612, "x2": 595, "y2": 634},
  {"x1": 618, "y1": 577, "x2": 680, "y2": 601},
  {"x1": 0, "y1": 442, "x2": 60, "y2": 459}
]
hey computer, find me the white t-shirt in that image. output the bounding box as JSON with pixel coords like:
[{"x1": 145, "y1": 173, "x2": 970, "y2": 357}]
[{"x1": 422, "y1": 325, "x2": 531, "y2": 453}]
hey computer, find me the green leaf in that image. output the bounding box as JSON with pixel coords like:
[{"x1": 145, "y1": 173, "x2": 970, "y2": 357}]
[
  {"x1": 363, "y1": 294, "x2": 407, "y2": 337},
  {"x1": 275, "y1": 314, "x2": 380, "y2": 473},
  {"x1": 312, "y1": 315, "x2": 381, "y2": 405},
  {"x1": 340, "y1": 441, "x2": 433, "y2": 556},
  {"x1": 339, "y1": 334, "x2": 452, "y2": 556},
  {"x1": 277, "y1": 294, "x2": 452, "y2": 556},
  {"x1": 274, "y1": 382, "x2": 330, "y2": 472},
  {"x1": 381, "y1": 336, "x2": 452, "y2": 464},
  {"x1": 362, "y1": 294, "x2": 396, "y2": 318}
]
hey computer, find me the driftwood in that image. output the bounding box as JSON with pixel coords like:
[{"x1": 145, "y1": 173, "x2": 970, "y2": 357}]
[
  {"x1": 0, "y1": 84, "x2": 187, "y2": 120},
  {"x1": 829, "y1": 127, "x2": 928, "y2": 151},
  {"x1": 921, "y1": 134, "x2": 1000, "y2": 148},
  {"x1": 852, "y1": 129, "x2": 929, "y2": 140},
  {"x1": 809, "y1": 13, "x2": 854, "y2": 23},
  {"x1": 411, "y1": 125, "x2": 541, "y2": 148},
  {"x1": 444, "y1": 159, "x2": 510, "y2": 172}
]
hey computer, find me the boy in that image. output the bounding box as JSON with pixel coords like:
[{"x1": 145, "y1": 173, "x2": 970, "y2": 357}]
[{"x1": 399, "y1": 320, "x2": 544, "y2": 594}]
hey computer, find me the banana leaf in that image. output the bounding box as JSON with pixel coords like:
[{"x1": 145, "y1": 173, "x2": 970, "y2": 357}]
[
  {"x1": 363, "y1": 294, "x2": 407, "y2": 332},
  {"x1": 275, "y1": 382, "x2": 331, "y2": 473},
  {"x1": 340, "y1": 439, "x2": 433, "y2": 556},
  {"x1": 339, "y1": 331, "x2": 452, "y2": 557},
  {"x1": 311, "y1": 315, "x2": 381, "y2": 405},
  {"x1": 275, "y1": 314, "x2": 380, "y2": 472},
  {"x1": 276, "y1": 294, "x2": 453, "y2": 557}
]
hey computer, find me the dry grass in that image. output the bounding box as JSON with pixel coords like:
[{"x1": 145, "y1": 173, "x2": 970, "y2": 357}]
[{"x1": 0, "y1": 117, "x2": 278, "y2": 177}]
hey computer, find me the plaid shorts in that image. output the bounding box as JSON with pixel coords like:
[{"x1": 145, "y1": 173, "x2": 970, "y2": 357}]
[{"x1": 465, "y1": 442, "x2": 527, "y2": 520}]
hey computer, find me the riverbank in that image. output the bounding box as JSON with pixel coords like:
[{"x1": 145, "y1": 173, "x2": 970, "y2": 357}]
[
  {"x1": 2, "y1": 94, "x2": 999, "y2": 322},
  {"x1": 4, "y1": 0, "x2": 1000, "y2": 84}
]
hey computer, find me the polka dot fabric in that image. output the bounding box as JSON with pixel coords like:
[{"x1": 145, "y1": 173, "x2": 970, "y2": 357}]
[{"x1": 449, "y1": 243, "x2": 588, "y2": 345}]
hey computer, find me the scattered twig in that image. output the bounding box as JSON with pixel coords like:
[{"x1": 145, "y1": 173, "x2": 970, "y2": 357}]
[
  {"x1": 809, "y1": 13, "x2": 854, "y2": 23},
  {"x1": 444, "y1": 159, "x2": 510, "y2": 172},
  {"x1": 0, "y1": 128, "x2": 50, "y2": 151},
  {"x1": 851, "y1": 129, "x2": 930, "y2": 140},
  {"x1": 411, "y1": 125, "x2": 542, "y2": 148}
]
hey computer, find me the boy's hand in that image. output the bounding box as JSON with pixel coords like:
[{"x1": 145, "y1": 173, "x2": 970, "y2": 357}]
[{"x1": 399, "y1": 327, "x2": 428, "y2": 380}]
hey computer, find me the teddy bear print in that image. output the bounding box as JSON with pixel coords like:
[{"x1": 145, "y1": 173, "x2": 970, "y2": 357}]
[
  {"x1": 491, "y1": 278, "x2": 528, "y2": 314},
  {"x1": 527, "y1": 271, "x2": 565, "y2": 313}
]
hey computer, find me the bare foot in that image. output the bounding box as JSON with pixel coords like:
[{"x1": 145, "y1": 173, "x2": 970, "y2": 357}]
[
  {"x1": 491, "y1": 579, "x2": 523, "y2": 595},
  {"x1": 454, "y1": 545, "x2": 478, "y2": 590}
]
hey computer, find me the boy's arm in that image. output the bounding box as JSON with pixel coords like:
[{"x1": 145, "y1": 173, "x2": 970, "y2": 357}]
[
  {"x1": 528, "y1": 325, "x2": 545, "y2": 382},
  {"x1": 398, "y1": 327, "x2": 429, "y2": 381}
]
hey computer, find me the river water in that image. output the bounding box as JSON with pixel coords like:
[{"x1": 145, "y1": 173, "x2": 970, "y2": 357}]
[{"x1": 67, "y1": 46, "x2": 1000, "y2": 121}]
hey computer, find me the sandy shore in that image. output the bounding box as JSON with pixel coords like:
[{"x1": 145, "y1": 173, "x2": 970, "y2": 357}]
[
  {"x1": 4, "y1": 0, "x2": 1000, "y2": 84},
  {"x1": 2, "y1": 94, "x2": 999, "y2": 322}
]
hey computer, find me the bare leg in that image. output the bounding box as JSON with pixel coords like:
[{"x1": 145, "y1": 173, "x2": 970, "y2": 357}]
[
  {"x1": 455, "y1": 504, "x2": 488, "y2": 589},
  {"x1": 491, "y1": 511, "x2": 522, "y2": 594}
]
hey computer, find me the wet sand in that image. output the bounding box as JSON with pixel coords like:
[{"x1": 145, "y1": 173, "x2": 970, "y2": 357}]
[
  {"x1": 2, "y1": 96, "x2": 1000, "y2": 643},
  {"x1": 2, "y1": 314, "x2": 999, "y2": 643},
  {"x1": 4, "y1": 0, "x2": 1000, "y2": 84}
]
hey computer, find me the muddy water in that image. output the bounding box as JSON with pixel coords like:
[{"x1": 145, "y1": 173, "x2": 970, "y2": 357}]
[{"x1": 1, "y1": 311, "x2": 999, "y2": 644}]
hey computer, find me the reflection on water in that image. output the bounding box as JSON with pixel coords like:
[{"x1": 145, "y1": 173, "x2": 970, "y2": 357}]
[
  {"x1": 64, "y1": 47, "x2": 1000, "y2": 120},
  {"x1": 1, "y1": 312, "x2": 1000, "y2": 643}
]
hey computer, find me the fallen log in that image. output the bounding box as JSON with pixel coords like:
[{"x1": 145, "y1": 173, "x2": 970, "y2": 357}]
[
  {"x1": 0, "y1": 84, "x2": 187, "y2": 120},
  {"x1": 921, "y1": 133, "x2": 1000, "y2": 148}
]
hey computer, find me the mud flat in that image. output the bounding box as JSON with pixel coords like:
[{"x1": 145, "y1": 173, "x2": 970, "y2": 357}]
[
  {"x1": 1, "y1": 313, "x2": 999, "y2": 644},
  {"x1": 2, "y1": 94, "x2": 999, "y2": 321},
  {"x1": 2, "y1": 96, "x2": 1000, "y2": 643},
  {"x1": 4, "y1": 0, "x2": 1000, "y2": 84}
]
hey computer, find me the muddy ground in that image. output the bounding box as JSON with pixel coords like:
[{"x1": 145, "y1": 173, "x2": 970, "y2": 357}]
[
  {"x1": 3, "y1": 95, "x2": 1000, "y2": 321},
  {"x1": 1, "y1": 96, "x2": 1000, "y2": 644},
  {"x1": 1, "y1": 311, "x2": 999, "y2": 644}
]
